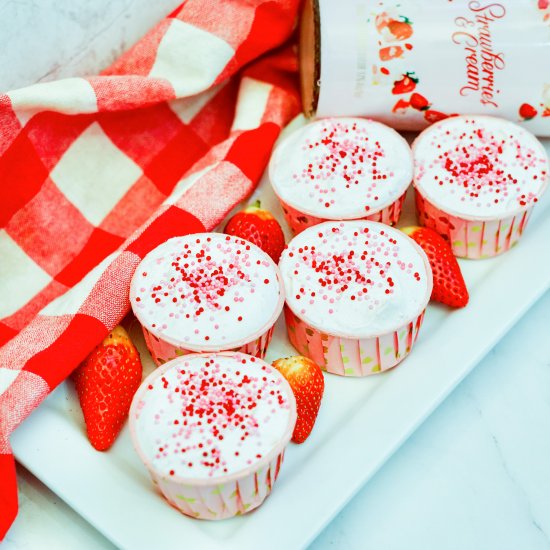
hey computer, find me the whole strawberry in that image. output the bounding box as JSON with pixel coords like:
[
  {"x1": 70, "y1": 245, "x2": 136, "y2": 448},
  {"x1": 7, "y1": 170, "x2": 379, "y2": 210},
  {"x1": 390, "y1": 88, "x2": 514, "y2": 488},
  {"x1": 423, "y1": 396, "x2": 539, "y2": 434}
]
[
  {"x1": 272, "y1": 356, "x2": 324, "y2": 444},
  {"x1": 402, "y1": 226, "x2": 469, "y2": 308},
  {"x1": 224, "y1": 201, "x2": 285, "y2": 263},
  {"x1": 73, "y1": 325, "x2": 142, "y2": 451}
]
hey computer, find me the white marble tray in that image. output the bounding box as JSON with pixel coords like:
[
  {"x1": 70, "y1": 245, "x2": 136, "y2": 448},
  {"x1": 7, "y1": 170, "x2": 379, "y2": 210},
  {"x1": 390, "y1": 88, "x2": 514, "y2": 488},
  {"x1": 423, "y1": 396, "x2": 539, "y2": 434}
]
[{"x1": 11, "y1": 128, "x2": 550, "y2": 550}]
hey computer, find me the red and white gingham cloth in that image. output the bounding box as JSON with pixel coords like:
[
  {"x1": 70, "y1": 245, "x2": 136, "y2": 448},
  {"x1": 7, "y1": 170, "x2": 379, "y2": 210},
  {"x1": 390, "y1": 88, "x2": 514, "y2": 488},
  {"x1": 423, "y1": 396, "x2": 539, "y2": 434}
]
[{"x1": 0, "y1": 0, "x2": 300, "y2": 536}]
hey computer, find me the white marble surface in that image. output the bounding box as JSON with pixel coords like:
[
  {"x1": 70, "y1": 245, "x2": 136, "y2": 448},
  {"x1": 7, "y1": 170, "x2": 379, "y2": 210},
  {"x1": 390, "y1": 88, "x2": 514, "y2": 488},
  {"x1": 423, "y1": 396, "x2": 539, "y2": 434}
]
[
  {"x1": 0, "y1": 0, "x2": 181, "y2": 91},
  {"x1": 2, "y1": 2, "x2": 550, "y2": 548},
  {"x1": 314, "y1": 290, "x2": 550, "y2": 550}
]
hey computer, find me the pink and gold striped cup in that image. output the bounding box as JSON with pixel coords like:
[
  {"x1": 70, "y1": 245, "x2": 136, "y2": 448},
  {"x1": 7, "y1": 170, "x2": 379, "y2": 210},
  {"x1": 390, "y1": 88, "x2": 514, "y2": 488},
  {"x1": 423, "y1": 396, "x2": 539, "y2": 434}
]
[{"x1": 279, "y1": 220, "x2": 432, "y2": 377}]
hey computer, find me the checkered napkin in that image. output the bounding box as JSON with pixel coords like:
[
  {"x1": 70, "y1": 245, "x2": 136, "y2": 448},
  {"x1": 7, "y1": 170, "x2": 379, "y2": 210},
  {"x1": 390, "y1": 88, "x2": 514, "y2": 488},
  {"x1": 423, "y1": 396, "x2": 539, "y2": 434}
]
[{"x1": 0, "y1": 0, "x2": 300, "y2": 536}]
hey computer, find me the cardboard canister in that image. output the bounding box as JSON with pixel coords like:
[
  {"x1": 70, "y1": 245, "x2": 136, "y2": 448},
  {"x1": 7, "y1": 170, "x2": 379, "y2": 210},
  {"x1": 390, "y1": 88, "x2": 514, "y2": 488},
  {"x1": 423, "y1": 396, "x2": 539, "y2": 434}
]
[{"x1": 300, "y1": 0, "x2": 550, "y2": 136}]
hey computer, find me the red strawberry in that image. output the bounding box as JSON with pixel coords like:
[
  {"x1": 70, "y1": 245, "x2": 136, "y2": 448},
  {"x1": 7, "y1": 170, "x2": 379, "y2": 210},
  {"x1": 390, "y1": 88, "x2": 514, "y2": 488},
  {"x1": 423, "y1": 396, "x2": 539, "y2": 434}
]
[
  {"x1": 402, "y1": 226, "x2": 469, "y2": 308},
  {"x1": 392, "y1": 72, "x2": 418, "y2": 95},
  {"x1": 410, "y1": 93, "x2": 431, "y2": 111},
  {"x1": 272, "y1": 356, "x2": 324, "y2": 444},
  {"x1": 224, "y1": 200, "x2": 285, "y2": 263},
  {"x1": 519, "y1": 103, "x2": 537, "y2": 120},
  {"x1": 72, "y1": 325, "x2": 142, "y2": 451}
]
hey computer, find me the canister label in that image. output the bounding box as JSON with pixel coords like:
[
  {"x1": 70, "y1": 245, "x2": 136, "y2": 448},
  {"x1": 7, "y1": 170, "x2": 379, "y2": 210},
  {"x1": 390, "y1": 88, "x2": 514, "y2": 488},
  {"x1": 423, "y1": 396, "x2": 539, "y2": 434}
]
[{"x1": 317, "y1": 0, "x2": 550, "y2": 135}]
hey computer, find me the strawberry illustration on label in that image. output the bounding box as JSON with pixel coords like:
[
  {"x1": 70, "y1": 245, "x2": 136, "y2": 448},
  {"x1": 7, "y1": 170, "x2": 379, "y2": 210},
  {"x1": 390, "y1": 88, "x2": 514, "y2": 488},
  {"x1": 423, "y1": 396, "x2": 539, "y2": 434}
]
[
  {"x1": 375, "y1": 12, "x2": 392, "y2": 32},
  {"x1": 538, "y1": 0, "x2": 549, "y2": 9},
  {"x1": 519, "y1": 103, "x2": 538, "y2": 120},
  {"x1": 379, "y1": 45, "x2": 404, "y2": 61},
  {"x1": 392, "y1": 98, "x2": 410, "y2": 114},
  {"x1": 375, "y1": 12, "x2": 414, "y2": 42},
  {"x1": 410, "y1": 93, "x2": 431, "y2": 111},
  {"x1": 424, "y1": 110, "x2": 454, "y2": 123},
  {"x1": 387, "y1": 16, "x2": 414, "y2": 41},
  {"x1": 392, "y1": 72, "x2": 418, "y2": 95}
]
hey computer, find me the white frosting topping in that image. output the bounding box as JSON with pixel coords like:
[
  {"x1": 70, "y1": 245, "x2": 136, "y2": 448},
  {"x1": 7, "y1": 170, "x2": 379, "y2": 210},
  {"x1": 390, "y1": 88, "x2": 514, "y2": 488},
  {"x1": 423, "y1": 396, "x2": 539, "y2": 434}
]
[
  {"x1": 130, "y1": 234, "x2": 284, "y2": 350},
  {"x1": 279, "y1": 221, "x2": 431, "y2": 337},
  {"x1": 131, "y1": 353, "x2": 294, "y2": 479},
  {"x1": 413, "y1": 116, "x2": 549, "y2": 218},
  {"x1": 269, "y1": 117, "x2": 413, "y2": 218}
]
